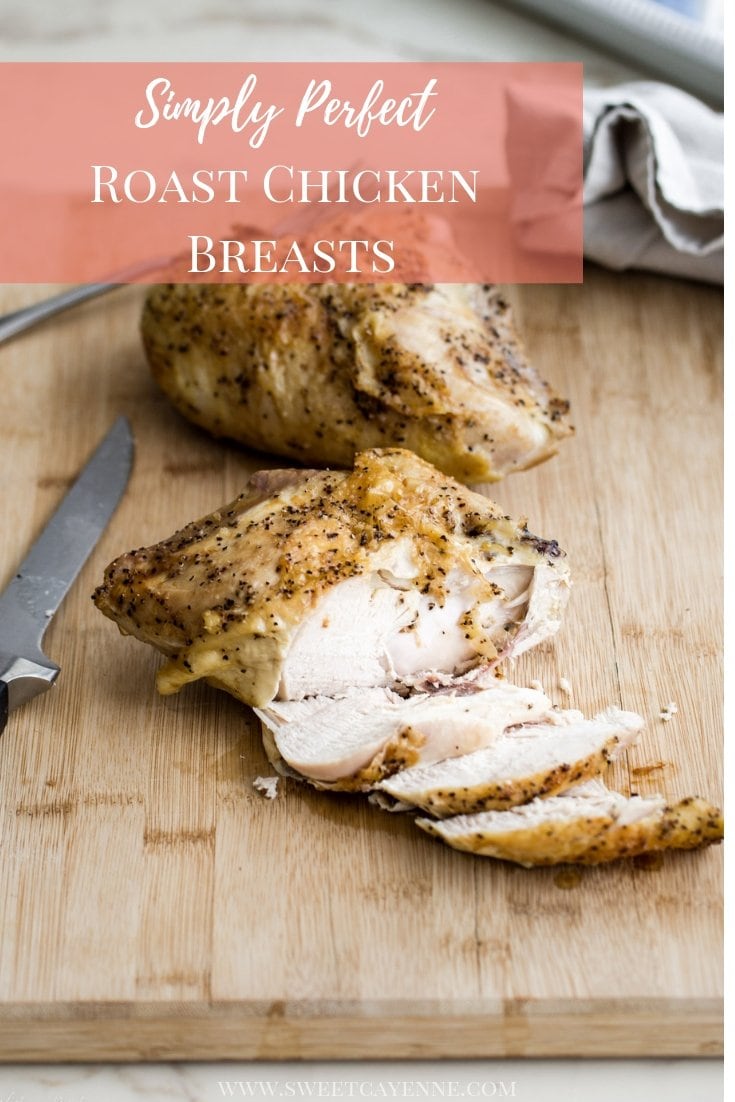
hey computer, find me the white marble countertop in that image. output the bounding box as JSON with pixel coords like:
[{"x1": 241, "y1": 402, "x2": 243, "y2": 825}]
[
  {"x1": 0, "y1": 1, "x2": 723, "y2": 1097},
  {"x1": 0, "y1": 0, "x2": 643, "y2": 78},
  {"x1": 0, "y1": 1058, "x2": 726, "y2": 1102}
]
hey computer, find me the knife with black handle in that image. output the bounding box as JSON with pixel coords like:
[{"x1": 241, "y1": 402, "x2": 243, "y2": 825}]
[{"x1": 0, "y1": 416, "x2": 133, "y2": 735}]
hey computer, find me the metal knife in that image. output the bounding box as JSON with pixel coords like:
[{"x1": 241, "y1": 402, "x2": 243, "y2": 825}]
[{"x1": 0, "y1": 417, "x2": 134, "y2": 735}]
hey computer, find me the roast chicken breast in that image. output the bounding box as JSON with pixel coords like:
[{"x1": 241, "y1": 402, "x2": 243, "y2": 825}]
[
  {"x1": 93, "y1": 449, "x2": 570, "y2": 708},
  {"x1": 417, "y1": 780, "x2": 724, "y2": 866},
  {"x1": 142, "y1": 282, "x2": 573, "y2": 483},
  {"x1": 92, "y1": 449, "x2": 722, "y2": 868}
]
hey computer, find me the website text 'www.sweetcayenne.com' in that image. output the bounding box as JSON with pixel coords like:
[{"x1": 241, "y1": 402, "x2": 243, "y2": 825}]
[{"x1": 218, "y1": 1083, "x2": 517, "y2": 1098}]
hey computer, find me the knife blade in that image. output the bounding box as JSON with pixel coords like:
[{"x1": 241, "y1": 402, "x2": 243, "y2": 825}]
[{"x1": 0, "y1": 416, "x2": 134, "y2": 733}]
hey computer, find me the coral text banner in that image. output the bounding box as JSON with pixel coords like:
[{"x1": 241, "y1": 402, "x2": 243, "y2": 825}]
[{"x1": 0, "y1": 62, "x2": 583, "y2": 283}]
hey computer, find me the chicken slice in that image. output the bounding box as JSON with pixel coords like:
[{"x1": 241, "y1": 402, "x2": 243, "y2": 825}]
[
  {"x1": 256, "y1": 682, "x2": 552, "y2": 789},
  {"x1": 142, "y1": 282, "x2": 573, "y2": 483},
  {"x1": 93, "y1": 449, "x2": 569, "y2": 708},
  {"x1": 379, "y1": 707, "x2": 643, "y2": 815},
  {"x1": 416, "y1": 780, "x2": 724, "y2": 866}
]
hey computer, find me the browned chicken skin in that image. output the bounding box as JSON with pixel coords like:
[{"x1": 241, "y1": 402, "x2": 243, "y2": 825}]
[
  {"x1": 142, "y1": 282, "x2": 573, "y2": 482},
  {"x1": 418, "y1": 782, "x2": 724, "y2": 866},
  {"x1": 93, "y1": 449, "x2": 569, "y2": 708}
]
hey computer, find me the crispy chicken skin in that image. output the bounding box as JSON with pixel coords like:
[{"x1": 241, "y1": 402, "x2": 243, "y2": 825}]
[
  {"x1": 141, "y1": 282, "x2": 572, "y2": 483},
  {"x1": 93, "y1": 449, "x2": 569, "y2": 708},
  {"x1": 417, "y1": 782, "x2": 724, "y2": 866},
  {"x1": 378, "y1": 708, "x2": 643, "y2": 814}
]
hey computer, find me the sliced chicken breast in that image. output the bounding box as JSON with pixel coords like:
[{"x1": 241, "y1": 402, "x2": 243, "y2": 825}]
[
  {"x1": 380, "y1": 707, "x2": 643, "y2": 815},
  {"x1": 256, "y1": 681, "x2": 551, "y2": 789},
  {"x1": 416, "y1": 780, "x2": 724, "y2": 866},
  {"x1": 142, "y1": 282, "x2": 573, "y2": 483},
  {"x1": 93, "y1": 449, "x2": 569, "y2": 708}
]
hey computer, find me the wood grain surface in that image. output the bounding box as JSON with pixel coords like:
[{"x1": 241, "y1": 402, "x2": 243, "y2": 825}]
[{"x1": 0, "y1": 268, "x2": 723, "y2": 1060}]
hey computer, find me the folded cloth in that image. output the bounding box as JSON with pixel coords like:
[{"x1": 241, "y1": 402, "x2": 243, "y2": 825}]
[
  {"x1": 506, "y1": 80, "x2": 723, "y2": 283},
  {"x1": 583, "y1": 82, "x2": 723, "y2": 283}
]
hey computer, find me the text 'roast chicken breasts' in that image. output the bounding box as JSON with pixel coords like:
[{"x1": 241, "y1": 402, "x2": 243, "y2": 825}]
[
  {"x1": 141, "y1": 282, "x2": 573, "y2": 483},
  {"x1": 93, "y1": 449, "x2": 570, "y2": 709}
]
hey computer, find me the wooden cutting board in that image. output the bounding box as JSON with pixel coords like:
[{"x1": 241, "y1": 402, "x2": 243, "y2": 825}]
[{"x1": 0, "y1": 268, "x2": 722, "y2": 1061}]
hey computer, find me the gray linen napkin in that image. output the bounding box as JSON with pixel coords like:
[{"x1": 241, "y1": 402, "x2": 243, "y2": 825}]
[
  {"x1": 583, "y1": 82, "x2": 723, "y2": 283},
  {"x1": 506, "y1": 80, "x2": 723, "y2": 283}
]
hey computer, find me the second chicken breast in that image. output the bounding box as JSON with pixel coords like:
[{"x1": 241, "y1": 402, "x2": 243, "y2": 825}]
[{"x1": 142, "y1": 282, "x2": 573, "y2": 482}]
